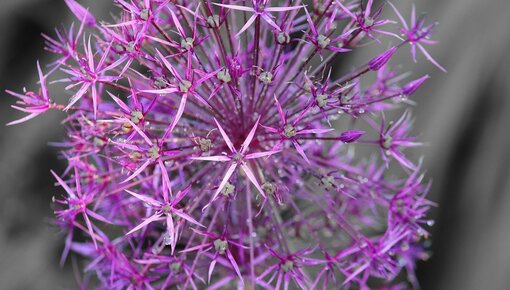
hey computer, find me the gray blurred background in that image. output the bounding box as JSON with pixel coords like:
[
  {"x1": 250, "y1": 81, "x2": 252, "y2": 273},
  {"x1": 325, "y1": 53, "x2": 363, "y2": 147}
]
[{"x1": 1, "y1": 0, "x2": 509, "y2": 289}]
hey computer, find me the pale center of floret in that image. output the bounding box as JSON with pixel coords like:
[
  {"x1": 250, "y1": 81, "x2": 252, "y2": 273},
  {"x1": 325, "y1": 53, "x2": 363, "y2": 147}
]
[
  {"x1": 283, "y1": 124, "x2": 297, "y2": 138},
  {"x1": 207, "y1": 15, "x2": 220, "y2": 28},
  {"x1": 321, "y1": 176, "x2": 336, "y2": 190},
  {"x1": 258, "y1": 71, "x2": 273, "y2": 85},
  {"x1": 140, "y1": 9, "x2": 149, "y2": 20},
  {"x1": 221, "y1": 182, "x2": 235, "y2": 196},
  {"x1": 126, "y1": 41, "x2": 136, "y2": 53},
  {"x1": 213, "y1": 239, "x2": 228, "y2": 254},
  {"x1": 365, "y1": 16, "x2": 374, "y2": 27},
  {"x1": 217, "y1": 69, "x2": 232, "y2": 83},
  {"x1": 282, "y1": 260, "x2": 294, "y2": 272},
  {"x1": 179, "y1": 80, "x2": 192, "y2": 92},
  {"x1": 147, "y1": 146, "x2": 160, "y2": 159},
  {"x1": 277, "y1": 32, "x2": 290, "y2": 44},
  {"x1": 154, "y1": 77, "x2": 166, "y2": 88},
  {"x1": 261, "y1": 182, "x2": 276, "y2": 195},
  {"x1": 198, "y1": 137, "x2": 212, "y2": 152},
  {"x1": 232, "y1": 152, "x2": 244, "y2": 162},
  {"x1": 131, "y1": 111, "x2": 143, "y2": 124},
  {"x1": 317, "y1": 35, "x2": 331, "y2": 49},
  {"x1": 316, "y1": 94, "x2": 328, "y2": 108},
  {"x1": 383, "y1": 135, "x2": 393, "y2": 149},
  {"x1": 180, "y1": 37, "x2": 194, "y2": 50},
  {"x1": 170, "y1": 262, "x2": 181, "y2": 272}
]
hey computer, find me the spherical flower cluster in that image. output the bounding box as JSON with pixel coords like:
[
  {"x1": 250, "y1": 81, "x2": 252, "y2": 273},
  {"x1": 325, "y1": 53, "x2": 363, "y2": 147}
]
[{"x1": 8, "y1": 0, "x2": 441, "y2": 288}]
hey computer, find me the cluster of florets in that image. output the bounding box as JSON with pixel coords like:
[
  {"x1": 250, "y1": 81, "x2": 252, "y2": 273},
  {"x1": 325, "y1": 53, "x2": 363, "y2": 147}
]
[{"x1": 8, "y1": 0, "x2": 441, "y2": 288}]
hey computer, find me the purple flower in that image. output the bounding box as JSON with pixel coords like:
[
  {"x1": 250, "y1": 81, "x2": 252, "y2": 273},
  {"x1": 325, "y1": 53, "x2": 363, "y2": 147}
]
[
  {"x1": 389, "y1": 2, "x2": 447, "y2": 72},
  {"x1": 8, "y1": 1, "x2": 439, "y2": 288},
  {"x1": 6, "y1": 61, "x2": 51, "y2": 125}
]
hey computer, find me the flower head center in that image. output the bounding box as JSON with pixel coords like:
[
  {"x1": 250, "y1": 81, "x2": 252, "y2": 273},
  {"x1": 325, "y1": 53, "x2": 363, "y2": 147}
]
[
  {"x1": 147, "y1": 146, "x2": 160, "y2": 159},
  {"x1": 317, "y1": 35, "x2": 331, "y2": 49},
  {"x1": 131, "y1": 111, "x2": 143, "y2": 124},
  {"x1": 217, "y1": 69, "x2": 232, "y2": 83},
  {"x1": 258, "y1": 71, "x2": 273, "y2": 85},
  {"x1": 207, "y1": 15, "x2": 220, "y2": 28},
  {"x1": 283, "y1": 124, "x2": 297, "y2": 138},
  {"x1": 221, "y1": 182, "x2": 235, "y2": 196},
  {"x1": 179, "y1": 80, "x2": 192, "y2": 93},
  {"x1": 316, "y1": 94, "x2": 328, "y2": 108},
  {"x1": 180, "y1": 37, "x2": 194, "y2": 50},
  {"x1": 282, "y1": 260, "x2": 294, "y2": 272},
  {"x1": 213, "y1": 239, "x2": 228, "y2": 254},
  {"x1": 140, "y1": 9, "x2": 149, "y2": 20},
  {"x1": 232, "y1": 152, "x2": 244, "y2": 162}
]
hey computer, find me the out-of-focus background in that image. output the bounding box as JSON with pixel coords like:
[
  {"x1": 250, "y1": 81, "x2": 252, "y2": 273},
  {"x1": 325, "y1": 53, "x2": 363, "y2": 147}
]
[{"x1": 1, "y1": 0, "x2": 509, "y2": 289}]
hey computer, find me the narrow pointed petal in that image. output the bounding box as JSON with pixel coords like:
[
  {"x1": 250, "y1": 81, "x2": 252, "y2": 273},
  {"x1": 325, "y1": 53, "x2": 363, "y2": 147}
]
[
  {"x1": 241, "y1": 116, "x2": 260, "y2": 154},
  {"x1": 125, "y1": 189, "x2": 160, "y2": 206},
  {"x1": 297, "y1": 128, "x2": 334, "y2": 135},
  {"x1": 208, "y1": 259, "x2": 217, "y2": 283},
  {"x1": 265, "y1": 6, "x2": 304, "y2": 12},
  {"x1": 107, "y1": 91, "x2": 131, "y2": 113},
  {"x1": 180, "y1": 243, "x2": 211, "y2": 253},
  {"x1": 82, "y1": 213, "x2": 97, "y2": 249},
  {"x1": 173, "y1": 210, "x2": 204, "y2": 228},
  {"x1": 159, "y1": 159, "x2": 172, "y2": 201},
  {"x1": 388, "y1": 1, "x2": 409, "y2": 30},
  {"x1": 171, "y1": 184, "x2": 192, "y2": 206},
  {"x1": 65, "y1": 83, "x2": 89, "y2": 111},
  {"x1": 226, "y1": 250, "x2": 244, "y2": 284},
  {"x1": 64, "y1": 0, "x2": 96, "y2": 27},
  {"x1": 122, "y1": 159, "x2": 152, "y2": 183},
  {"x1": 240, "y1": 163, "x2": 265, "y2": 198},
  {"x1": 191, "y1": 155, "x2": 231, "y2": 162},
  {"x1": 214, "y1": 118, "x2": 235, "y2": 153},
  {"x1": 235, "y1": 14, "x2": 258, "y2": 38},
  {"x1": 126, "y1": 213, "x2": 163, "y2": 235},
  {"x1": 37, "y1": 61, "x2": 49, "y2": 101},
  {"x1": 125, "y1": 118, "x2": 153, "y2": 146},
  {"x1": 417, "y1": 44, "x2": 447, "y2": 72},
  {"x1": 161, "y1": 94, "x2": 187, "y2": 143},
  {"x1": 261, "y1": 13, "x2": 281, "y2": 31},
  {"x1": 211, "y1": 163, "x2": 238, "y2": 202},
  {"x1": 6, "y1": 113, "x2": 40, "y2": 126},
  {"x1": 166, "y1": 214, "x2": 176, "y2": 253},
  {"x1": 245, "y1": 150, "x2": 280, "y2": 160},
  {"x1": 51, "y1": 170, "x2": 77, "y2": 199},
  {"x1": 213, "y1": 3, "x2": 254, "y2": 12},
  {"x1": 292, "y1": 140, "x2": 311, "y2": 164},
  {"x1": 274, "y1": 95, "x2": 286, "y2": 124}
]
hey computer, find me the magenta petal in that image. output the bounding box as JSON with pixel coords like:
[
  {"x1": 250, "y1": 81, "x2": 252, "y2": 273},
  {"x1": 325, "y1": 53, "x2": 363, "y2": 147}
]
[
  {"x1": 240, "y1": 163, "x2": 265, "y2": 198},
  {"x1": 240, "y1": 116, "x2": 260, "y2": 154},
  {"x1": 211, "y1": 163, "x2": 238, "y2": 202},
  {"x1": 214, "y1": 118, "x2": 235, "y2": 153},
  {"x1": 191, "y1": 155, "x2": 231, "y2": 162},
  {"x1": 173, "y1": 210, "x2": 204, "y2": 228},
  {"x1": 64, "y1": 0, "x2": 96, "y2": 27},
  {"x1": 226, "y1": 250, "x2": 244, "y2": 284},
  {"x1": 126, "y1": 213, "x2": 163, "y2": 236},
  {"x1": 125, "y1": 189, "x2": 160, "y2": 206}
]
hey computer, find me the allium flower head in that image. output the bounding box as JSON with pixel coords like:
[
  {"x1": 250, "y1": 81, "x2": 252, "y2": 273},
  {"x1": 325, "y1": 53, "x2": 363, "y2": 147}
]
[{"x1": 8, "y1": 0, "x2": 442, "y2": 288}]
